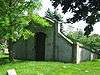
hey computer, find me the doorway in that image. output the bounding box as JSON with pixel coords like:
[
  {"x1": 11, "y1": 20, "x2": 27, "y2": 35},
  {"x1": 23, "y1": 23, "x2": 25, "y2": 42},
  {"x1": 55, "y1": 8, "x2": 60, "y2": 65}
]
[{"x1": 34, "y1": 32, "x2": 46, "y2": 61}]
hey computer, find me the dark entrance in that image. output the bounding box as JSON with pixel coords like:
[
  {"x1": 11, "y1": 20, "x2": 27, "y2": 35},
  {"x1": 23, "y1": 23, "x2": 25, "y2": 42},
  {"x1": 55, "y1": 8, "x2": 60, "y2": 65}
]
[{"x1": 35, "y1": 32, "x2": 46, "y2": 61}]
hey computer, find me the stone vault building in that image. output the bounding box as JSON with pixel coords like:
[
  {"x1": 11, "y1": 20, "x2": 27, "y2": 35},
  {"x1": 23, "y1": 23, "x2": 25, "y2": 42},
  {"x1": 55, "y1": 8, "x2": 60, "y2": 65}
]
[{"x1": 12, "y1": 18, "x2": 97, "y2": 64}]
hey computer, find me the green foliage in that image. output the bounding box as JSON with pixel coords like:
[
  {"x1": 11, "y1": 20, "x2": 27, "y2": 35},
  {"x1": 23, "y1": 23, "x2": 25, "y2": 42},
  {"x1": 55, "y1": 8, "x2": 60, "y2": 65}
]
[
  {"x1": 0, "y1": 0, "x2": 42, "y2": 41},
  {"x1": 51, "y1": 0, "x2": 100, "y2": 36},
  {"x1": 45, "y1": 9, "x2": 63, "y2": 21},
  {"x1": 0, "y1": 0, "x2": 55, "y2": 42},
  {"x1": 32, "y1": 15, "x2": 50, "y2": 27},
  {"x1": 67, "y1": 32, "x2": 100, "y2": 52},
  {"x1": 0, "y1": 0, "x2": 51, "y2": 60},
  {"x1": 0, "y1": 44, "x2": 6, "y2": 51}
]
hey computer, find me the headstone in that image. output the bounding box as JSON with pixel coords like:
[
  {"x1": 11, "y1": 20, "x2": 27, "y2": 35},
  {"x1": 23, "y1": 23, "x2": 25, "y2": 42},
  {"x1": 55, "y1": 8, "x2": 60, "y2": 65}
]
[{"x1": 7, "y1": 69, "x2": 17, "y2": 75}]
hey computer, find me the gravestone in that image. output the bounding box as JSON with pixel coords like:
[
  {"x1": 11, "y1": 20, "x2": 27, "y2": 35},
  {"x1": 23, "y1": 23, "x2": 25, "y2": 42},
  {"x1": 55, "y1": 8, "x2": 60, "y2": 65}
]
[{"x1": 7, "y1": 69, "x2": 17, "y2": 75}]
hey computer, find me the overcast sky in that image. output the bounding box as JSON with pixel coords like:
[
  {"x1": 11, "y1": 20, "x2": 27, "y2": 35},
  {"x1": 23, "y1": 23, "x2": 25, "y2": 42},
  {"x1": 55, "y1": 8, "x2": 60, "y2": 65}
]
[{"x1": 38, "y1": 0, "x2": 100, "y2": 34}]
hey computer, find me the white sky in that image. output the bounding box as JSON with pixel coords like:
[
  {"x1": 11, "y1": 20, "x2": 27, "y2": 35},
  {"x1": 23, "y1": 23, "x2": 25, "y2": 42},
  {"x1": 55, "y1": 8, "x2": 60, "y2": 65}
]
[{"x1": 38, "y1": 0, "x2": 100, "y2": 35}]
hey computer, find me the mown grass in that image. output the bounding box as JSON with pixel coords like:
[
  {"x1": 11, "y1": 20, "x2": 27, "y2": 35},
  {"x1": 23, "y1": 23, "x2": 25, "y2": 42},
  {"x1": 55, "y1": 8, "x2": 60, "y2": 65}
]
[
  {"x1": 0, "y1": 59, "x2": 100, "y2": 75},
  {"x1": 0, "y1": 51, "x2": 100, "y2": 75}
]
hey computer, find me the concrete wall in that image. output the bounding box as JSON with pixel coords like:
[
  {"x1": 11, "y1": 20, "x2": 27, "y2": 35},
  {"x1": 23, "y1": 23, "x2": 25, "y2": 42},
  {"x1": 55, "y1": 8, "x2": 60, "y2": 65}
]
[
  {"x1": 57, "y1": 21, "x2": 97, "y2": 63},
  {"x1": 12, "y1": 21, "x2": 73, "y2": 62},
  {"x1": 13, "y1": 40, "x2": 27, "y2": 59},
  {"x1": 12, "y1": 20, "x2": 97, "y2": 63},
  {"x1": 25, "y1": 37, "x2": 35, "y2": 60},
  {"x1": 76, "y1": 43, "x2": 97, "y2": 64},
  {"x1": 13, "y1": 28, "x2": 54, "y2": 60},
  {"x1": 45, "y1": 27, "x2": 54, "y2": 60},
  {"x1": 13, "y1": 37, "x2": 35, "y2": 60},
  {"x1": 55, "y1": 23, "x2": 73, "y2": 63},
  {"x1": 55, "y1": 34, "x2": 73, "y2": 62}
]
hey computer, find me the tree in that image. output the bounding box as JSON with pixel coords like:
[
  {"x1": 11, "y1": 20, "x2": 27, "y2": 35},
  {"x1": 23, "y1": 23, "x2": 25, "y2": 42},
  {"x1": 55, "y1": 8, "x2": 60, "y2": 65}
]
[
  {"x1": 0, "y1": 0, "x2": 41, "y2": 61},
  {"x1": 45, "y1": 8, "x2": 63, "y2": 21},
  {"x1": 51, "y1": 0, "x2": 100, "y2": 36},
  {"x1": 67, "y1": 31, "x2": 100, "y2": 53}
]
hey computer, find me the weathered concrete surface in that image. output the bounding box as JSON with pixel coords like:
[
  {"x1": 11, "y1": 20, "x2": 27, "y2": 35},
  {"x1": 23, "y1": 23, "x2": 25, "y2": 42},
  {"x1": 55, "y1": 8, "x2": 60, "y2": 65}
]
[{"x1": 12, "y1": 19, "x2": 97, "y2": 63}]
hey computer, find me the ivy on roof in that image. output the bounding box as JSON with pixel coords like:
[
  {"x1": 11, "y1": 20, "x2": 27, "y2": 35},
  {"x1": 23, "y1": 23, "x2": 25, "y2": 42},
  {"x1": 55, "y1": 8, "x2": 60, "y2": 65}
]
[{"x1": 31, "y1": 15, "x2": 53, "y2": 27}]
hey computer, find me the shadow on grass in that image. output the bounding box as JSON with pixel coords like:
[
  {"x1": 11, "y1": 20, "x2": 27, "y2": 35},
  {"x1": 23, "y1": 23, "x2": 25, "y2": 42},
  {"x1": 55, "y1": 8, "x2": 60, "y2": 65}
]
[
  {"x1": 0, "y1": 57, "x2": 10, "y2": 65},
  {"x1": 0, "y1": 57, "x2": 30, "y2": 66}
]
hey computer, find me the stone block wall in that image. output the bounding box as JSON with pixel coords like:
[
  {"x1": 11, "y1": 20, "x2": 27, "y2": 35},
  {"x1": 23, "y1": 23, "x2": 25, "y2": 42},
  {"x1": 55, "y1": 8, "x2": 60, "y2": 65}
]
[
  {"x1": 75, "y1": 43, "x2": 97, "y2": 64},
  {"x1": 55, "y1": 33, "x2": 73, "y2": 62}
]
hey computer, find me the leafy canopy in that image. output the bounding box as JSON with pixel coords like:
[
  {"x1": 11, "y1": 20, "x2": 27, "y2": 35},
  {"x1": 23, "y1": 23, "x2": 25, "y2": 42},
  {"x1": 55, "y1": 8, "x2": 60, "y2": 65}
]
[
  {"x1": 45, "y1": 9, "x2": 63, "y2": 21},
  {"x1": 0, "y1": 0, "x2": 52, "y2": 60},
  {"x1": 67, "y1": 31, "x2": 100, "y2": 53},
  {"x1": 51, "y1": 0, "x2": 100, "y2": 36},
  {"x1": 0, "y1": 0, "x2": 42, "y2": 41}
]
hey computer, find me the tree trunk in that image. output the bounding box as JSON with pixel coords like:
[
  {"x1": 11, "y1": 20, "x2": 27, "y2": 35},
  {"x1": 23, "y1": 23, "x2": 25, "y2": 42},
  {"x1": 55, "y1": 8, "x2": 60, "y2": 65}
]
[{"x1": 8, "y1": 39, "x2": 14, "y2": 61}]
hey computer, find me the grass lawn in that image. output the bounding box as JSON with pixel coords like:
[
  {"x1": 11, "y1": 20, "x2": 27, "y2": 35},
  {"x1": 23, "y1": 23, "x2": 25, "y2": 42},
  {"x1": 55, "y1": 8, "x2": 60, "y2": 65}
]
[
  {"x1": 0, "y1": 58, "x2": 100, "y2": 75},
  {"x1": 0, "y1": 51, "x2": 100, "y2": 75}
]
